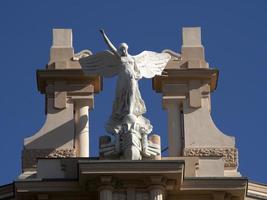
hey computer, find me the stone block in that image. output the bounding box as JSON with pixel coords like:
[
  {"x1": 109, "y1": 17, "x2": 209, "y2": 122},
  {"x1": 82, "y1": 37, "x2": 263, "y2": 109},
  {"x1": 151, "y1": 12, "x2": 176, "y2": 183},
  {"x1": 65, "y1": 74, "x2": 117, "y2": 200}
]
[
  {"x1": 54, "y1": 61, "x2": 68, "y2": 69},
  {"x1": 54, "y1": 91, "x2": 66, "y2": 109},
  {"x1": 48, "y1": 29, "x2": 74, "y2": 69},
  {"x1": 49, "y1": 48, "x2": 74, "y2": 68},
  {"x1": 37, "y1": 158, "x2": 77, "y2": 179},
  {"x1": 187, "y1": 60, "x2": 208, "y2": 68},
  {"x1": 201, "y1": 83, "x2": 210, "y2": 95},
  {"x1": 189, "y1": 80, "x2": 202, "y2": 108},
  {"x1": 165, "y1": 60, "x2": 188, "y2": 69},
  {"x1": 197, "y1": 157, "x2": 224, "y2": 177},
  {"x1": 52, "y1": 29, "x2": 72, "y2": 48},
  {"x1": 162, "y1": 83, "x2": 188, "y2": 96},
  {"x1": 183, "y1": 99, "x2": 236, "y2": 150},
  {"x1": 54, "y1": 82, "x2": 67, "y2": 109},
  {"x1": 22, "y1": 148, "x2": 76, "y2": 170},
  {"x1": 24, "y1": 98, "x2": 75, "y2": 149},
  {"x1": 67, "y1": 84, "x2": 94, "y2": 96},
  {"x1": 181, "y1": 47, "x2": 205, "y2": 61},
  {"x1": 182, "y1": 27, "x2": 202, "y2": 47}
]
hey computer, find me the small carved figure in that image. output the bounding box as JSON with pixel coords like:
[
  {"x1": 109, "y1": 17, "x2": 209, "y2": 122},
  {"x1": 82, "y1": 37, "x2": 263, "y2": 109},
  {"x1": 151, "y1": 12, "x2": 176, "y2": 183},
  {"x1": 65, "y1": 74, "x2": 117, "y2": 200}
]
[{"x1": 79, "y1": 29, "x2": 170, "y2": 159}]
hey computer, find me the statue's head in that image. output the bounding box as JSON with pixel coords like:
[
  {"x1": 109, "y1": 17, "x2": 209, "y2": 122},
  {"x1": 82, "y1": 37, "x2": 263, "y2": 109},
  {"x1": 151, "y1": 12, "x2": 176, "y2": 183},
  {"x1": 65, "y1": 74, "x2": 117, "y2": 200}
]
[{"x1": 118, "y1": 43, "x2": 128, "y2": 56}]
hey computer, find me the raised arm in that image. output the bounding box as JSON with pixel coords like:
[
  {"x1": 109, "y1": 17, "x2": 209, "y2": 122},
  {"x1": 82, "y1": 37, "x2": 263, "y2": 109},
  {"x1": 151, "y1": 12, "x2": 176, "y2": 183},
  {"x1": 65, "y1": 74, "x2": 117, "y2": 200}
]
[{"x1": 99, "y1": 29, "x2": 120, "y2": 58}]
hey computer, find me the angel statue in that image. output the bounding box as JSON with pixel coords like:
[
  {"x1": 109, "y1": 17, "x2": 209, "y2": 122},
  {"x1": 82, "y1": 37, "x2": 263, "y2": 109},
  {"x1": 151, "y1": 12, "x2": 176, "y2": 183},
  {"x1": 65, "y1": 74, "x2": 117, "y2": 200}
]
[{"x1": 79, "y1": 29, "x2": 171, "y2": 160}]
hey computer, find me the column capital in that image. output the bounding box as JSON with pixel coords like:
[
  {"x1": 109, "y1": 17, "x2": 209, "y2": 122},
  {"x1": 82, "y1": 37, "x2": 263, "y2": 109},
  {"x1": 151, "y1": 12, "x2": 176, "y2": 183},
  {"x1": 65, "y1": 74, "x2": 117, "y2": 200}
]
[
  {"x1": 72, "y1": 95, "x2": 94, "y2": 109},
  {"x1": 149, "y1": 182, "x2": 165, "y2": 200},
  {"x1": 98, "y1": 176, "x2": 114, "y2": 191},
  {"x1": 148, "y1": 176, "x2": 166, "y2": 191},
  {"x1": 162, "y1": 96, "x2": 185, "y2": 110},
  {"x1": 98, "y1": 178, "x2": 113, "y2": 200}
]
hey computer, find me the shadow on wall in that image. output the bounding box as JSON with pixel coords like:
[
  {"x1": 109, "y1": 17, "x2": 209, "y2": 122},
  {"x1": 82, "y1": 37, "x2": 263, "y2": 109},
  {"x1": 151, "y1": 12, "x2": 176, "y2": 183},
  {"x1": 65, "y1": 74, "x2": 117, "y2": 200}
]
[
  {"x1": 25, "y1": 119, "x2": 75, "y2": 149},
  {"x1": 25, "y1": 114, "x2": 89, "y2": 150}
]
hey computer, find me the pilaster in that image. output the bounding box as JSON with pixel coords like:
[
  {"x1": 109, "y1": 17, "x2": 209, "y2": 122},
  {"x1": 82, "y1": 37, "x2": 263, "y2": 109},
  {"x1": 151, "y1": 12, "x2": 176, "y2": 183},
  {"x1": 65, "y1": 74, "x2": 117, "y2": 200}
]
[
  {"x1": 153, "y1": 27, "x2": 238, "y2": 176},
  {"x1": 98, "y1": 176, "x2": 113, "y2": 200},
  {"x1": 162, "y1": 97, "x2": 184, "y2": 157},
  {"x1": 149, "y1": 176, "x2": 165, "y2": 200},
  {"x1": 22, "y1": 29, "x2": 102, "y2": 170},
  {"x1": 73, "y1": 97, "x2": 93, "y2": 157}
]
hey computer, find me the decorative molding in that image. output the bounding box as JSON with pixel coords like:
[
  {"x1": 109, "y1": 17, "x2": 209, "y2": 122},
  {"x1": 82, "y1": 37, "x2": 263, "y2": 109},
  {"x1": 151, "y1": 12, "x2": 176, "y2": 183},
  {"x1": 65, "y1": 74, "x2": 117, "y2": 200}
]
[
  {"x1": 22, "y1": 148, "x2": 76, "y2": 169},
  {"x1": 46, "y1": 149, "x2": 76, "y2": 158},
  {"x1": 183, "y1": 148, "x2": 238, "y2": 167}
]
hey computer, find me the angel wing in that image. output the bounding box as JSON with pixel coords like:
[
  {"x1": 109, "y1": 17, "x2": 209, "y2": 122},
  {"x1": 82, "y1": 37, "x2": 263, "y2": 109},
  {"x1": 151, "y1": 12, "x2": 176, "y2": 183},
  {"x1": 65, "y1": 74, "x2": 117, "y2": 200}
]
[
  {"x1": 133, "y1": 51, "x2": 171, "y2": 78},
  {"x1": 79, "y1": 50, "x2": 121, "y2": 77}
]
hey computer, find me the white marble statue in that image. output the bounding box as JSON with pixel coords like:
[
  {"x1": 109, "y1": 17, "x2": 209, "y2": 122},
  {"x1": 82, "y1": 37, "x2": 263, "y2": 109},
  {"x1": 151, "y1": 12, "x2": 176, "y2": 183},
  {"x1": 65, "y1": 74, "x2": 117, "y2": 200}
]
[{"x1": 79, "y1": 29, "x2": 170, "y2": 159}]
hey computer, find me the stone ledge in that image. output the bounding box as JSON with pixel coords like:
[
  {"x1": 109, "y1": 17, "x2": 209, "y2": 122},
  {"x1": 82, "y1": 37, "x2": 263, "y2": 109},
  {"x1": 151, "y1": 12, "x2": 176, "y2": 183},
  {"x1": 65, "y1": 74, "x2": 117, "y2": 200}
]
[
  {"x1": 22, "y1": 148, "x2": 76, "y2": 170},
  {"x1": 36, "y1": 69, "x2": 102, "y2": 94},
  {"x1": 152, "y1": 68, "x2": 218, "y2": 93}
]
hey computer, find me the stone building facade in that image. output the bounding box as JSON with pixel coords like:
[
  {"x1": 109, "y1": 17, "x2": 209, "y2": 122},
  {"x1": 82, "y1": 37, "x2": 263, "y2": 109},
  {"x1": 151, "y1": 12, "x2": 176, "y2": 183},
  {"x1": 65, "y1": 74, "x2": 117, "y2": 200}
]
[{"x1": 0, "y1": 28, "x2": 266, "y2": 200}]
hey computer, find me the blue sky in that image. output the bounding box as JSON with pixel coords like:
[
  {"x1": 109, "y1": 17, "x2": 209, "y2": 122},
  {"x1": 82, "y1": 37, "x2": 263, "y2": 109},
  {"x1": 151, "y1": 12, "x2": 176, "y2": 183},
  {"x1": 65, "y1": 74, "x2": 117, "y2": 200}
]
[{"x1": 0, "y1": 0, "x2": 267, "y2": 185}]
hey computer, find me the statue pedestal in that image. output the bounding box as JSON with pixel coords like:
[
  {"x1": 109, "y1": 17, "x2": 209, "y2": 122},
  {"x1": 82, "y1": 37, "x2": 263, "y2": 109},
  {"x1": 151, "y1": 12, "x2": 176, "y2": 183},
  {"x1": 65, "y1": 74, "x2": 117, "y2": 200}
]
[
  {"x1": 99, "y1": 131, "x2": 161, "y2": 160},
  {"x1": 121, "y1": 130, "x2": 142, "y2": 160}
]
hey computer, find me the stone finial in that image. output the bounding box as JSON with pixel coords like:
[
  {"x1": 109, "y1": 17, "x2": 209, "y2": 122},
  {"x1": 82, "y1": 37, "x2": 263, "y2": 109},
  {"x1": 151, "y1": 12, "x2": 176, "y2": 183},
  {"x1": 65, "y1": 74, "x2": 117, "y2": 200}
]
[
  {"x1": 153, "y1": 27, "x2": 239, "y2": 176},
  {"x1": 52, "y1": 29, "x2": 73, "y2": 48},
  {"x1": 181, "y1": 27, "x2": 207, "y2": 68},
  {"x1": 182, "y1": 27, "x2": 202, "y2": 47},
  {"x1": 22, "y1": 29, "x2": 102, "y2": 170},
  {"x1": 49, "y1": 29, "x2": 75, "y2": 69}
]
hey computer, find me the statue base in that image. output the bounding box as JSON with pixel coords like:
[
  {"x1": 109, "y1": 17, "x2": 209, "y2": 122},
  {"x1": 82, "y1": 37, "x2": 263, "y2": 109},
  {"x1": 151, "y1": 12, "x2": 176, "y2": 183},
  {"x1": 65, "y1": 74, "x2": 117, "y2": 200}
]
[{"x1": 99, "y1": 131, "x2": 161, "y2": 160}]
